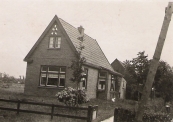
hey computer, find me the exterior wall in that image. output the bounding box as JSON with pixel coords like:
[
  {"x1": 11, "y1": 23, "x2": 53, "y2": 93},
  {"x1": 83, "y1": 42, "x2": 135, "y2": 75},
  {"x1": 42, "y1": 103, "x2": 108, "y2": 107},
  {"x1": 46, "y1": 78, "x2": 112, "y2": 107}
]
[
  {"x1": 107, "y1": 74, "x2": 112, "y2": 100},
  {"x1": 84, "y1": 66, "x2": 98, "y2": 99},
  {"x1": 119, "y1": 77, "x2": 126, "y2": 99},
  {"x1": 24, "y1": 22, "x2": 77, "y2": 97}
]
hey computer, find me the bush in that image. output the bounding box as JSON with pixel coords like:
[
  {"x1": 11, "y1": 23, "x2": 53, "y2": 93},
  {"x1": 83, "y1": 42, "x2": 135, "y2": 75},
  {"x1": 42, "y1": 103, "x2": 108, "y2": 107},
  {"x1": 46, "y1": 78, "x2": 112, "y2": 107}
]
[
  {"x1": 55, "y1": 87, "x2": 89, "y2": 106},
  {"x1": 114, "y1": 107, "x2": 172, "y2": 122}
]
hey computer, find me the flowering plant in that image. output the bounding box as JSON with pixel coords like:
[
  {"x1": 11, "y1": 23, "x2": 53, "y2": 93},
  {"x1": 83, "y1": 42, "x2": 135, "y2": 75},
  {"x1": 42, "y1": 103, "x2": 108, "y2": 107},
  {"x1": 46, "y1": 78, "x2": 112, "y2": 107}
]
[{"x1": 55, "y1": 87, "x2": 89, "y2": 106}]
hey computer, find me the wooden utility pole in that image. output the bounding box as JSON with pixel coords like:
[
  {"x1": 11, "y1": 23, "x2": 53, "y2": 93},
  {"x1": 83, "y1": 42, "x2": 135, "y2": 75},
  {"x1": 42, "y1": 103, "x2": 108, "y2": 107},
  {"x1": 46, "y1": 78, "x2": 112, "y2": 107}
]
[{"x1": 135, "y1": 2, "x2": 173, "y2": 122}]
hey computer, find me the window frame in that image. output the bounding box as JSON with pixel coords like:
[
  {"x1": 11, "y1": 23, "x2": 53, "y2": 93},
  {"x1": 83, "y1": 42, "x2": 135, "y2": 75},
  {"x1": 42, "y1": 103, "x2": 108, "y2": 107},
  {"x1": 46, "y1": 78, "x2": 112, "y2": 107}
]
[
  {"x1": 81, "y1": 68, "x2": 88, "y2": 90},
  {"x1": 39, "y1": 65, "x2": 66, "y2": 88},
  {"x1": 48, "y1": 36, "x2": 61, "y2": 49},
  {"x1": 110, "y1": 75, "x2": 116, "y2": 91},
  {"x1": 98, "y1": 71, "x2": 107, "y2": 90}
]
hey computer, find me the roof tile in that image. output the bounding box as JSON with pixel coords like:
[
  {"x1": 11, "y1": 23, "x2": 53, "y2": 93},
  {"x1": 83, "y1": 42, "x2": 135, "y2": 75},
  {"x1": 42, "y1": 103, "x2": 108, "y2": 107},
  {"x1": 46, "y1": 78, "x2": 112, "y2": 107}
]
[{"x1": 59, "y1": 18, "x2": 115, "y2": 72}]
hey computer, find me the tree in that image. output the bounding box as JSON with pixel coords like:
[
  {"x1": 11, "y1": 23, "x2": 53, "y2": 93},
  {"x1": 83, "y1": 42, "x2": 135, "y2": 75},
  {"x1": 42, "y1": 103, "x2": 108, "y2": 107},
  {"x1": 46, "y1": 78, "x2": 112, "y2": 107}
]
[
  {"x1": 154, "y1": 61, "x2": 173, "y2": 102},
  {"x1": 124, "y1": 51, "x2": 173, "y2": 102},
  {"x1": 124, "y1": 51, "x2": 149, "y2": 100},
  {"x1": 56, "y1": 28, "x2": 88, "y2": 106},
  {"x1": 70, "y1": 32, "x2": 86, "y2": 90}
]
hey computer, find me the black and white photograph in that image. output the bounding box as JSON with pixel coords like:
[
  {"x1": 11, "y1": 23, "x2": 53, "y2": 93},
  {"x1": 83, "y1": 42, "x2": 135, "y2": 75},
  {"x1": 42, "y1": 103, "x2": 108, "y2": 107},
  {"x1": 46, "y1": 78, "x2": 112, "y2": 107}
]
[{"x1": 0, "y1": 0, "x2": 173, "y2": 122}]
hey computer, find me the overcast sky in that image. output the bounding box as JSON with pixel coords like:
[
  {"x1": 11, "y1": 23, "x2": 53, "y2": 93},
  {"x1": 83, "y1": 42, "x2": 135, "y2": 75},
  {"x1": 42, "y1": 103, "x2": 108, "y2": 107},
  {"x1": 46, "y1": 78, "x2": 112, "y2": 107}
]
[{"x1": 0, "y1": 0, "x2": 173, "y2": 77}]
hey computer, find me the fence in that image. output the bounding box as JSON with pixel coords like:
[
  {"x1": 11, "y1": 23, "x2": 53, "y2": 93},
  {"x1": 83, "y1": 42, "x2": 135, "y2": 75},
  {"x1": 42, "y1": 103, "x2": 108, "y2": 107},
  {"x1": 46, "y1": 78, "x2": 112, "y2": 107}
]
[{"x1": 0, "y1": 98, "x2": 98, "y2": 122}]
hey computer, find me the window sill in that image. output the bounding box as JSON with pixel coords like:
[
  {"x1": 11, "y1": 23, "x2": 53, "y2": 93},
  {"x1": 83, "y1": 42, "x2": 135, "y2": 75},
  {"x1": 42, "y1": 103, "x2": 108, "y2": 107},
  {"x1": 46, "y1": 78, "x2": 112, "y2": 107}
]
[
  {"x1": 38, "y1": 86, "x2": 64, "y2": 89},
  {"x1": 47, "y1": 48, "x2": 61, "y2": 50}
]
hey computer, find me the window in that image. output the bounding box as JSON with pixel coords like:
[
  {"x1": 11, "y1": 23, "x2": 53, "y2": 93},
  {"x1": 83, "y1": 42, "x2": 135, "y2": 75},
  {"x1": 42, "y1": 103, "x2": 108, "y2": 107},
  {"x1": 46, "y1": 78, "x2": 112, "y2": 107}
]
[
  {"x1": 39, "y1": 66, "x2": 66, "y2": 87},
  {"x1": 81, "y1": 68, "x2": 88, "y2": 90},
  {"x1": 98, "y1": 72, "x2": 107, "y2": 90},
  {"x1": 110, "y1": 75, "x2": 116, "y2": 91},
  {"x1": 49, "y1": 37, "x2": 61, "y2": 49}
]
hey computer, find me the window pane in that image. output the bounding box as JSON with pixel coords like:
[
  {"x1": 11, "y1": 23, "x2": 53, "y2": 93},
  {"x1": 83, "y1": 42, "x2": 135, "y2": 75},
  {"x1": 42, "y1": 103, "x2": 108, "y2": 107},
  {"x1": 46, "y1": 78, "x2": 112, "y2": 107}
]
[
  {"x1": 55, "y1": 37, "x2": 61, "y2": 48},
  {"x1": 40, "y1": 73, "x2": 46, "y2": 85},
  {"x1": 41, "y1": 66, "x2": 47, "y2": 72},
  {"x1": 99, "y1": 72, "x2": 106, "y2": 78},
  {"x1": 110, "y1": 80, "x2": 115, "y2": 91},
  {"x1": 47, "y1": 74, "x2": 58, "y2": 86},
  {"x1": 49, "y1": 37, "x2": 54, "y2": 48},
  {"x1": 48, "y1": 66, "x2": 59, "y2": 72},
  {"x1": 59, "y1": 75, "x2": 65, "y2": 78},
  {"x1": 98, "y1": 80, "x2": 105, "y2": 90},
  {"x1": 59, "y1": 75, "x2": 65, "y2": 87},
  {"x1": 48, "y1": 74, "x2": 58, "y2": 78},
  {"x1": 81, "y1": 78, "x2": 86, "y2": 89},
  {"x1": 60, "y1": 67, "x2": 66, "y2": 73},
  {"x1": 84, "y1": 69, "x2": 88, "y2": 74}
]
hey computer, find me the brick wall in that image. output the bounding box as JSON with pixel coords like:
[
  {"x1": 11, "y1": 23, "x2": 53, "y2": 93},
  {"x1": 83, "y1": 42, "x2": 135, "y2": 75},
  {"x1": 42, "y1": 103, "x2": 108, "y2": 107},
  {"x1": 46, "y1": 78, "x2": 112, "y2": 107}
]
[
  {"x1": 24, "y1": 22, "x2": 77, "y2": 97},
  {"x1": 84, "y1": 66, "x2": 98, "y2": 99}
]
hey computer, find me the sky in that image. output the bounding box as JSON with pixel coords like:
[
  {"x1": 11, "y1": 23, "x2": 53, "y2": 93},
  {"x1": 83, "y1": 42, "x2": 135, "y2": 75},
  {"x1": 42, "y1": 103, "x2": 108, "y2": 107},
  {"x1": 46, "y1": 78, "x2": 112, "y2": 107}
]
[{"x1": 0, "y1": 0, "x2": 173, "y2": 78}]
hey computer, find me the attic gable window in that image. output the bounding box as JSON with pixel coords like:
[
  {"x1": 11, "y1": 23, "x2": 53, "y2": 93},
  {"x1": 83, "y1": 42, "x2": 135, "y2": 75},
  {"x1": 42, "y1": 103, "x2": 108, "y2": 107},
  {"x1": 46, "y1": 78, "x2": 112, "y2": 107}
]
[{"x1": 49, "y1": 37, "x2": 61, "y2": 49}]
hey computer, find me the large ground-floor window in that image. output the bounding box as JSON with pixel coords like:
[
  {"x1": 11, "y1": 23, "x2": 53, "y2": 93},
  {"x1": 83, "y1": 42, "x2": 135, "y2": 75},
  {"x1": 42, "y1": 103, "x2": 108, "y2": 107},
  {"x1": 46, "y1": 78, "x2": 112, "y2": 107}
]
[{"x1": 39, "y1": 65, "x2": 66, "y2": 87}]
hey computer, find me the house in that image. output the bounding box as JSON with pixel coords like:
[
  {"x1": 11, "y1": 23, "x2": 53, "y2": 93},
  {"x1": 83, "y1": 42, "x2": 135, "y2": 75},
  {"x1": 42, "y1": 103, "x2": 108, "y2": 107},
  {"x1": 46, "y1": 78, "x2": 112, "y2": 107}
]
[
  {"x1": 111, "y1": 59, "x2": 125, "y2": 76},
  {"x1": 111, "y1": 59, "x2": 127, "y2": 99},
  {"x1": 24, "y1": 15, "x2": 122, "y2": 100}
]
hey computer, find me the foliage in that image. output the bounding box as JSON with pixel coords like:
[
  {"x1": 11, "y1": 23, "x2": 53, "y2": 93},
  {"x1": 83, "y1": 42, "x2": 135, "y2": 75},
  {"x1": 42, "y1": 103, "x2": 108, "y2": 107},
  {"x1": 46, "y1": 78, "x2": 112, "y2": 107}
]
[
  {"x1": 114, "y1": 107, "x2": 172, "y2": 122},
  {"x1": 154, "y1": 61, "x2": 173, "y2": 102},
  {"x1": 68, "y1": 30, "x2": 88, "y2": 106},
  {"x1": 70, "y1": 31, "x2": 86, "y2": 89},
  {"x1": 1, "y1": 73, "x2": 15, "y2": 83},
  {"x1": 124, "y1": 51, "x2": 173, "y2": 101},
  {"x1": 124, "y1": 51, "x2": 149, "y2": 100},
  {"x1": 55, "y1": 87, "x2": 88, "y2": 106},
  {"x1": 70, "y1": 56, "x2": 86, "y2": 88}
]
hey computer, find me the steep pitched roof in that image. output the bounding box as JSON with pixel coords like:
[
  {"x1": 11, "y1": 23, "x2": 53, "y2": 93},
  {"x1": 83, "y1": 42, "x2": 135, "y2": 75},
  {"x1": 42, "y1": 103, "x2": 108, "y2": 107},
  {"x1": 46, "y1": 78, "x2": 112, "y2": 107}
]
[
  {"x1": 24, "y1": 15, "x2": 122, "y2": 76},
  {"x1": 111, "y1": 59, "x2": 125, "y2": 69}
]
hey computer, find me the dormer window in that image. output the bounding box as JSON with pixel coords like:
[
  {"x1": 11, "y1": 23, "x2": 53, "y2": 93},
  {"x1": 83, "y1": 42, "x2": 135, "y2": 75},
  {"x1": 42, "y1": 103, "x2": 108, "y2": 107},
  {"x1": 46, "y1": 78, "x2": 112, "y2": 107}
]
[{"x1": 49, "y1": 37, "x2": 61, "y2": 49}]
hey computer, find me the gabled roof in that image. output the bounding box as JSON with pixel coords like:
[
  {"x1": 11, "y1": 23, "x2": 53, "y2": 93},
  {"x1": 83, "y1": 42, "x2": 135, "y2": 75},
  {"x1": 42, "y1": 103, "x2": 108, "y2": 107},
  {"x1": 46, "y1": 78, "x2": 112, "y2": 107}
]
[
  {"x1": 111, "y1": 59, "x2": 125, "y2": 69},
  {"x1": 24, "y1": 15, "x2": 122, "y2": 76}
]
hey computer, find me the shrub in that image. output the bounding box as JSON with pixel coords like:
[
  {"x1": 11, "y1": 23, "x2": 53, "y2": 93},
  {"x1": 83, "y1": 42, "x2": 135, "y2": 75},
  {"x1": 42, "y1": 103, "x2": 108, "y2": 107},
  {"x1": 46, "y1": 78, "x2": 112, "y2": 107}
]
[
  {"x1": 114, "y1": 107, "x2": 172, "y2": 122},
  {"x1": 55, "y1": 87, "x2": 89, "y2": 106}
]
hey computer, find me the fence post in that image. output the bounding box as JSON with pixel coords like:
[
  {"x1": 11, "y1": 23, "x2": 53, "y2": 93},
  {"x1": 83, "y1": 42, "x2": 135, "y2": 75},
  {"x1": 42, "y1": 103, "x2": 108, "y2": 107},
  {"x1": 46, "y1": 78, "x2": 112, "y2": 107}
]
[
  {"x1": 17, "y1": 100, "x2": 20, "y2": 115},
  {"x1": 92, "y1": 105, "x2": 98, "y2": 120},
  {"x1": 114, "y1": 107, "x2": 118, "y2": 122},
  {"x1": 87, "y1": 105, "x2": 93, "y2": 122},
  {"x1": 51, "y1": 104, "x2": 54, "y2": 120}
]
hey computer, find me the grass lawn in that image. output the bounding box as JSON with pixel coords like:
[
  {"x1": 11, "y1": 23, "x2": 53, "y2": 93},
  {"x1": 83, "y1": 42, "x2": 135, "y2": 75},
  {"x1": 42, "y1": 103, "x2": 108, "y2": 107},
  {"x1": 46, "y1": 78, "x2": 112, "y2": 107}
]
[{"x1": 0, "y1": 83, "x2": 171, "y2": 122}]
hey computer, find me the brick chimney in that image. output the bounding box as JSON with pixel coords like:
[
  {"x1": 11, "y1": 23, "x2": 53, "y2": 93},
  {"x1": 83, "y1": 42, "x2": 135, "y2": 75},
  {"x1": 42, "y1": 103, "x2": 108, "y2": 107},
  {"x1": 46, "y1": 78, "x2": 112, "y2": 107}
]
[{"x1": 78, "y1": 26, "x2": 84, "y2": 38}]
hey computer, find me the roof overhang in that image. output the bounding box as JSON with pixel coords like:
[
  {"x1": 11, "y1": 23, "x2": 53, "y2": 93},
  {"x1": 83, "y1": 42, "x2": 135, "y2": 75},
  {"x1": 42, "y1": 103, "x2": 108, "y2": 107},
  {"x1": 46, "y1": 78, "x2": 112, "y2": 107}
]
[{"x1": 83, "y1": 62, "x2": 122, "y2": 77}]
